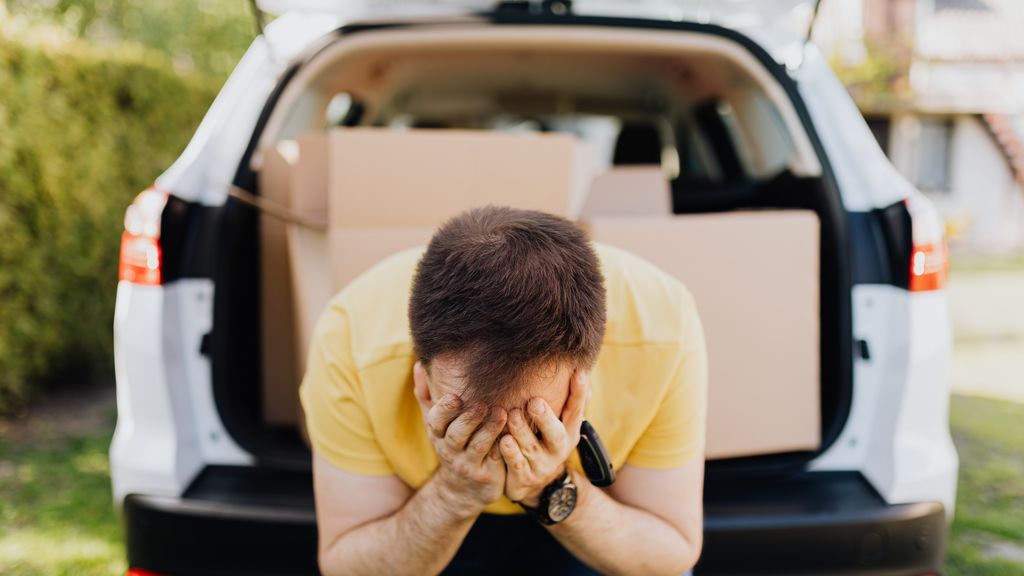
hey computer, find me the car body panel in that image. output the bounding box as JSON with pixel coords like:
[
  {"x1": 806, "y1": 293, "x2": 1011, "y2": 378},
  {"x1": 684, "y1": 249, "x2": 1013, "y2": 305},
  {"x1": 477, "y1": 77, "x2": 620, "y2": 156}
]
[
  {"x1": 811, "y1": 285, "x2": 958, "y2": 517},
  {"x1": 255, "y1": 0, "x2": 820, "y2": 62},
  {"x1": 111, "y1": 280, "x2": 251, "y2": 504},
  {"x1": 156, "y1": 13, "x2": 340, "y2": 205},
  {"x1": 890, "y1": 289, "x2": 957, "y2": 511},
  {"x1": 170, "y1": 280, "x2": 252, "y2": 466},
  {"x1": 795, "y1": 48, "x2": 917, "y2": 212},
  {"x1": 111, "y1": 283, "x2": 203, "y2": 501}
]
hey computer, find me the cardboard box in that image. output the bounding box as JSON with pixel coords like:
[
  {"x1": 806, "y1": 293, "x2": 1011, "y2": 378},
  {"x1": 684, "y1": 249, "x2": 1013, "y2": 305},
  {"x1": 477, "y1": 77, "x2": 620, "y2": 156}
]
[
  {"x1": 258, "y1": 138, "x2": 330, "y2": 431},
  {"x1": 287, "y1": 135, "x2": 331, "y2": 387},
  {"x1": 327, "y1": 128, "x2": 597, "y2": 227},
  {"x1": 580, "y1": 166, "x2": 671, "y2": 218},
  {"x1": 330, "y1": 228, "x2": 435, "y2": 290},
  {"x1": 322, "y1": 127, "x2": 599, "y2": 298},
  {"x1": 586, "y1": 211, "x2": 821, "y2": 459},
  {"x1": 258, "y1": 142, "x2": 301, "y2": 426}
]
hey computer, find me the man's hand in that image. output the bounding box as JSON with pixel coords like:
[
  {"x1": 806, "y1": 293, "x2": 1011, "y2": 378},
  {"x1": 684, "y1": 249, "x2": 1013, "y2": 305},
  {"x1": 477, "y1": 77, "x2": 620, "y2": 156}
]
[
  {"x1": 500, "y1": 370, "x2": 589, "y2": 507},
  {"x1": 414, "y1": 362, "x2": 508, "y2": 519}
]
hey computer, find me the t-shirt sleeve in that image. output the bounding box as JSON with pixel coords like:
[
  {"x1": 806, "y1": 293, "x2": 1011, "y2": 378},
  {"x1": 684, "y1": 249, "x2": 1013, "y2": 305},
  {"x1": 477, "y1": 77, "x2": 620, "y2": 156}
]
[
  {"x1": 298, "y1": 302, "x2": 394, "y2": 475},
  {"x1": 626, "y1": 288, "x2": 708, "y2": 469}
]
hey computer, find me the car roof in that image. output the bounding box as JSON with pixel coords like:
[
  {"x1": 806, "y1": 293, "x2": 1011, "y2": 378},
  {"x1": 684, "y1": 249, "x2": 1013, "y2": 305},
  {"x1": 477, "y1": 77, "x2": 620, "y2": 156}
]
[{"x1": 256, "y1": 0, "x2": 818, "y2": 64}]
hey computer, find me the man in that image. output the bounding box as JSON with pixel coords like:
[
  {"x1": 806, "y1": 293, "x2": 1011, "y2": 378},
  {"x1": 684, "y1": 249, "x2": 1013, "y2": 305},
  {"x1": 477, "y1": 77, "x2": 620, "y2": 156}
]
[{"x1": 300, "y1": 206, "x2": 707, "y2": 575}]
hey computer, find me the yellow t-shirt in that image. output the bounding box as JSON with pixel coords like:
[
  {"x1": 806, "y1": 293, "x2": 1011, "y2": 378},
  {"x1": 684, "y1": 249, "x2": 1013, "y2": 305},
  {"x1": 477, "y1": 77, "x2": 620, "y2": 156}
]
[{"x1": 299, "y1": 243, "x2": 707, "y2": 515}]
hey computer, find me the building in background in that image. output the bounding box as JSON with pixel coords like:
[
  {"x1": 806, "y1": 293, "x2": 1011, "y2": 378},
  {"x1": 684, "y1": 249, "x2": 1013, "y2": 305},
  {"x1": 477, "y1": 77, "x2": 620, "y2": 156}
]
[{"x1": 815, "y1": 0, "x2": 1024, "y2": 253}]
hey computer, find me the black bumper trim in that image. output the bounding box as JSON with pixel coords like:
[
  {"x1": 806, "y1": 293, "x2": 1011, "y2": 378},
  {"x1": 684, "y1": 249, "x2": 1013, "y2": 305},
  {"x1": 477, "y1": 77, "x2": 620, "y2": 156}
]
[
  {"x1": 699, "y1": 471, "x2": 947, "y2": 574},
  {"x1": 124, "y1": 468, "x2": 947, "y2": 575},
  {"x1": 124, "y1": 493, "x2": 320, "y2": 575},
  {"x1": 700, "y1": 500, "x2": 946, "y2": 574}
]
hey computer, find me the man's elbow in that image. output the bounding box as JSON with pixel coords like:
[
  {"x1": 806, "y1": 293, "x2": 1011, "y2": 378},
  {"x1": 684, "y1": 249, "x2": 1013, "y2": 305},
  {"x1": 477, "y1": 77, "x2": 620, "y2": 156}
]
[
  {"x1": 678, "y1": 530, "x2": 703, "y2": 574},
  {"x1": 318, "y1": 534, "x2": 353, "y2": 576},
  {"x1": 318, "y1": 543, "x2": 340, "y2": 576},
  {"x1": 651, "y1": 530, "x2": 702, "y2": 576}
]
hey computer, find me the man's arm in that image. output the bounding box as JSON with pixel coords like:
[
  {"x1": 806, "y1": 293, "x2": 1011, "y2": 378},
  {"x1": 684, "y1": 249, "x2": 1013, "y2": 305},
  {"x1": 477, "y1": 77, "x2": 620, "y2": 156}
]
[
  {"x1": 314, "y1": 455, "x2": 477, "y2": 576},
  {"x1": 500, "y1": 372, "x2": 704, "y2": 576},
  {"x1": 547, "y1": 460, "x2": 704, "y2": 576},
  {"x1": 314, "y1": 389, "x2": 508, "y2": 576}
]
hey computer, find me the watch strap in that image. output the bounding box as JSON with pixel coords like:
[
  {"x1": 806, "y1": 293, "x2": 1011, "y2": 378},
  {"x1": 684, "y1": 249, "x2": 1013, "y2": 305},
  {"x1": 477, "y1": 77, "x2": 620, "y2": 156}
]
[{"x1": 517, "y1": 472, "x2": 573, "y2": 525}]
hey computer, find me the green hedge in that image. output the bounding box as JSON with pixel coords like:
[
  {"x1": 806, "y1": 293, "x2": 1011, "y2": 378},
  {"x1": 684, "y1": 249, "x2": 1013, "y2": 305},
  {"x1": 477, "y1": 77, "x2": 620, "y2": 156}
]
[{"x1": 0, "y1": 34, "x2": 219, "y2": 412}]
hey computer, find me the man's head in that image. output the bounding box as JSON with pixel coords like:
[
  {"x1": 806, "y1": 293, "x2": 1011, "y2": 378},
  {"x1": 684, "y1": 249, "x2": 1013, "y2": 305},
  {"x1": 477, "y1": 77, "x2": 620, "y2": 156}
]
[{"x1": 409, "y1": 205, "x2": 606, "y2": 414}]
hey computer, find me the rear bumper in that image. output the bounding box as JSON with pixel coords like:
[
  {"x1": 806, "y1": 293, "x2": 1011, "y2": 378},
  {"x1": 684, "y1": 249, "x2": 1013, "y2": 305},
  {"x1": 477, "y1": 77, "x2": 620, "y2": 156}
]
[
  {"x1": 124, "y1": 467, "x2": 318, "y2": 576},
  {"x1": 123, "y1": 468, "x2": 945, "y2": 575},
  {"x1": 699, "y1": 472, "x2": 946, "y2": 574}
]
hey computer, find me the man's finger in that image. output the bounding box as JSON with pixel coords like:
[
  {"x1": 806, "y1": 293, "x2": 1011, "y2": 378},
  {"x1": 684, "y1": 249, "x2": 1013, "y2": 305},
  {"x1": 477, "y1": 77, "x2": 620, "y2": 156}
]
[
  {"x1": 560, "y1": 370, "x2": 588, "y2": 430},
  {"x1": 426, "y1": 393, "x2": 463, "y2": 438},
  {"x1": 500, "y1": 434, "x2": 530, "y2": 474},
  {"x1": 467, "y1": 407, "x2": 507, "y2": 461},
  {"x1": 487, "y1": 441, "x2": 503, "y2": 461},
  {"x1": 444, "y1": 403, "x2": 488, "y2": 450},
  {"x1": 508, "y1": 407, "x2": 543, "y2": 459},
  {"x1": 528, "y1": 397, "x2": 566, "y2": 449}
]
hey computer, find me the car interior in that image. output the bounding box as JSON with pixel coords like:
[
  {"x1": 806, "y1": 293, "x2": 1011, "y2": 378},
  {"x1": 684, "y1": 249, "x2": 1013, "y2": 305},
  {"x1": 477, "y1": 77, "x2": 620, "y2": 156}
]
[{"x1": 212, "y1": 24, "x2": 851, "y2": 478}]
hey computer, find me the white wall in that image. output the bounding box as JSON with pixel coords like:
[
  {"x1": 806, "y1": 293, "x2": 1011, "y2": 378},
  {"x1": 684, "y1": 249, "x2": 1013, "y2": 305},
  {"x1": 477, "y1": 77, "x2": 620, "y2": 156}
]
[{"x1": 921, "y1": 116, "x2": 1024, "y2": 252}]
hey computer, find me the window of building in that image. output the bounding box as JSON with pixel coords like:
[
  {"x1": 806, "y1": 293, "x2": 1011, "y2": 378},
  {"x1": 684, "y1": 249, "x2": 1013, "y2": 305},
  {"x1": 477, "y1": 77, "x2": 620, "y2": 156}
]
[
  {"x1": 865, "y1": 115, "x2": 891, "y2": 156},
  {"x1": 915, "y1": 117, "x2": 953, "y2": 192}
]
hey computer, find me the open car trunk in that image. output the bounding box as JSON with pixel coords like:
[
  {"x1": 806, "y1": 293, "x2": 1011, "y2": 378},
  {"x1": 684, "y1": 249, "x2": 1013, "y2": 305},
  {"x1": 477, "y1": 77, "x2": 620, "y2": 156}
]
[{"x1": 212, "y1": 16, "x2": 852, "y2": 478}]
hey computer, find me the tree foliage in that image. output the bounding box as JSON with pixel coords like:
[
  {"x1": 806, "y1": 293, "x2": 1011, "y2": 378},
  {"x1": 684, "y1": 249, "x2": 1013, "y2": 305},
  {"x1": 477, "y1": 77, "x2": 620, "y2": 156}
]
[
  {"x1": 0, "y1": 33, "x2": 219, "y2": 411},
  {"x1": 5, "y1": 0, "x2": 254, "y2": 80},
  {"x1": 828, "y1": 38, "x2": 913, "y2": 114}
]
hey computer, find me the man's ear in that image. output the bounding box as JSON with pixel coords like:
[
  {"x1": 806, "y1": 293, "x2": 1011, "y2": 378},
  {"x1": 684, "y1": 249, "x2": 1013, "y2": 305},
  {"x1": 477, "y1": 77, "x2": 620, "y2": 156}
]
[{"x1": 413, "y1": 361, "x2": 433, "y2": 409}]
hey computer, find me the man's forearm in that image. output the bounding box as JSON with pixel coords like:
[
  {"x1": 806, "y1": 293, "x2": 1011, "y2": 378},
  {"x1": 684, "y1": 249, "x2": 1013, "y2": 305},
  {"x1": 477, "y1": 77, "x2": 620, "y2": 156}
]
[
  {"x1": 547, "y1": 470, "x2": 701, "y2": 576},
  {"x1": 320, "y1": 472, "x2": 478, "y2": 576}
]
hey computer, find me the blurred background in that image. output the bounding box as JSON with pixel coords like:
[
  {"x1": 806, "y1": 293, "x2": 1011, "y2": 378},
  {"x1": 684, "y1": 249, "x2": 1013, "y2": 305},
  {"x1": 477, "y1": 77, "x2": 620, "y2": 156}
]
[{"x1": 0, "y1": 1, "x2": 1021, "y2": 574}]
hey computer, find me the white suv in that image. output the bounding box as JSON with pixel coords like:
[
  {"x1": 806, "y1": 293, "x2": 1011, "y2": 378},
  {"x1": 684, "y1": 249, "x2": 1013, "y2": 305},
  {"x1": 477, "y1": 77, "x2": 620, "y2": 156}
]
[{"x1": 110, "y1": 2, "x2": 957, "y2": 574}]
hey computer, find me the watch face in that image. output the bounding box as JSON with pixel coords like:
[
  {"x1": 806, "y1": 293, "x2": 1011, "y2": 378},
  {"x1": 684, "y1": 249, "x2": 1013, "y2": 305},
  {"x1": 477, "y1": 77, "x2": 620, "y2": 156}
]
[{"x1": 546, "y1": 484, "x2": 578, "y2": 523}]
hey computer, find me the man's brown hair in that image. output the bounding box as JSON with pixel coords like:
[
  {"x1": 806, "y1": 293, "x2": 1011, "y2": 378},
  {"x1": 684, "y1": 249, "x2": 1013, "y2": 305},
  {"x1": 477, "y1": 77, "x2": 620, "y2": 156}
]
[{"x1": 409, "y1": 205, "x2": 606, "y2": 406}]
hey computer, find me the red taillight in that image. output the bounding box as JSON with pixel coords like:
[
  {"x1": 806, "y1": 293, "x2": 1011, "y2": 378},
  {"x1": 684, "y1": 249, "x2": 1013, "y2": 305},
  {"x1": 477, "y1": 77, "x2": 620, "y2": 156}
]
[
  {"x1": 905, "y1": 193, "x2": 949, "y2": 292},
  {"x1": 119, "y1": 231, "x2": 162, "y2": 285},
  {"x1": 126, "y1": 569, "x2": 165, "y2": 576},
  {"x1": 118, "y1": 187, "x2": 168, "y2": 286},
  {"x1": 909, "y1": 242, "x2": 948, "y2": 292}
]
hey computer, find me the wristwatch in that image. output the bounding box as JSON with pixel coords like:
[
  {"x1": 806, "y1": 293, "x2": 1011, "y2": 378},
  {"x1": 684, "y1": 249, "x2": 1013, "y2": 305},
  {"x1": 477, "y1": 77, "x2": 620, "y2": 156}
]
[{"x1": 518, "y1": 472, "x2": 578, "y2": 525}]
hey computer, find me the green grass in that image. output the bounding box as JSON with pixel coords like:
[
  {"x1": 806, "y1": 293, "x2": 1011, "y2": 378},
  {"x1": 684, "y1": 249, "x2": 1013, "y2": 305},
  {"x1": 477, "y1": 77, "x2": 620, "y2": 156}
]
[
  {"x1": 0, "y1": 411, "x2": 125, "y2": 576},
  {"x1": 950, "y1": 252, "x2": 1024, "y2": 275},
  {"x1": 0, "y1": 396, "x2": 1022, "y2": 574},
  {"x1": 946, "y1": 395, "x2": 1024, "y2": 575}
]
